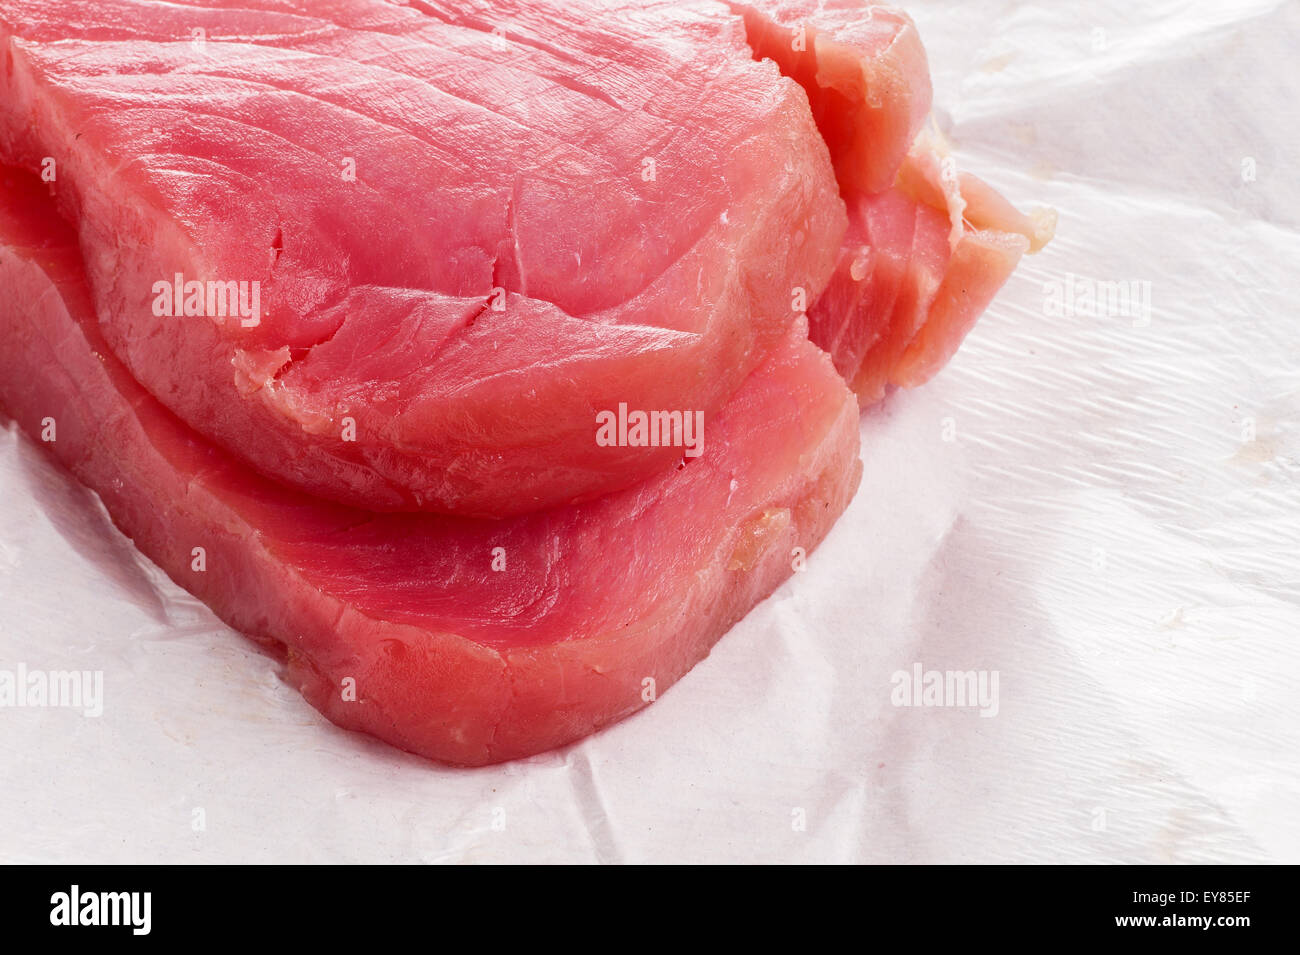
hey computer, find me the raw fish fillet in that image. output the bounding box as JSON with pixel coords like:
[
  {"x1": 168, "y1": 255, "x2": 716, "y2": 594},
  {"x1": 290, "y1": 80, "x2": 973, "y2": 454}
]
[
  {"x1": 0, "y1": 167, "x2": 861, "y2": 765},
  {"x1": 0, "y1": 0, "x2": 935, "y2": 516},
  {"x1": 0, "y1": 1, "x2": 1049, "y2": 763}
]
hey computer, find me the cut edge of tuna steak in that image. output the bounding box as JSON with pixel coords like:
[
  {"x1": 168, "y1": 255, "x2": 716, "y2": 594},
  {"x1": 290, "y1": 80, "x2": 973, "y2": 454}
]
[
  {"x1": 810, "y1": 131, "x2": 1057, "y2": 406},
  {"x1": 0, "y1": 165, "x2": 862, "y2": 766},
  {"x1": 730, "y1": 0, "x2": 933, "y2": 195},
  {"x1": 0, "y1": 0, "x2": 940, "y2": 517}
]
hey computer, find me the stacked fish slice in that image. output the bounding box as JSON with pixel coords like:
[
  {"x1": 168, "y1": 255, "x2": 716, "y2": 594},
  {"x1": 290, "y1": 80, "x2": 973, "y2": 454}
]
[{"x1": 0, "y1": 0, "x2": 1049, "y2": 764}]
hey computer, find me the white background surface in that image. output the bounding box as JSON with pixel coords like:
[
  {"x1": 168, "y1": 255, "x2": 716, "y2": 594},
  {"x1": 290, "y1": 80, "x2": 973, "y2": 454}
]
[{"x1": 1, "y1": 0, "x2": 1297, "y2": 863}]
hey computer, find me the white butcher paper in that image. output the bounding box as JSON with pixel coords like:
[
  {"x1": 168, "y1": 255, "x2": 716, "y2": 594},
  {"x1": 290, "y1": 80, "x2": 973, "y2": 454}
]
[{"x1": 1, "y1": 0, "x2": 1297, "y2": 863}]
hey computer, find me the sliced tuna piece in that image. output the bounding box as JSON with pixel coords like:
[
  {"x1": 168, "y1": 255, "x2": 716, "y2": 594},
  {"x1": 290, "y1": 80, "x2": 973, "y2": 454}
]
[
  {"x1": 810, "y1": 136, "x2": 1055, "y2": 405},
  {"x1": 0, "y1": 167, "x2": 861, "y2": 765},
  {"x1": 730, "y1": 0, "x2": 933, "y2": 194},
  {"x1": 728, "y1": 3, "x2": 1048, "y2": 404},
  {"x1": 0, "y1": 0, "x2": 867, "y2": 516},
  {"x1": 808, "y1": 185, "x2": 948, "y2": 399}
]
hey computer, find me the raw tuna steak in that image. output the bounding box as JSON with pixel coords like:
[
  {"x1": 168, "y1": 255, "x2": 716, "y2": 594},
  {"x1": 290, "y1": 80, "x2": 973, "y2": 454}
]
[
  {"x1": 0, "y1": 167, "x2": 862, "y2": 766},
  {"x1": 0, "y1": 0, "x2": 933, "y2": 516}
]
